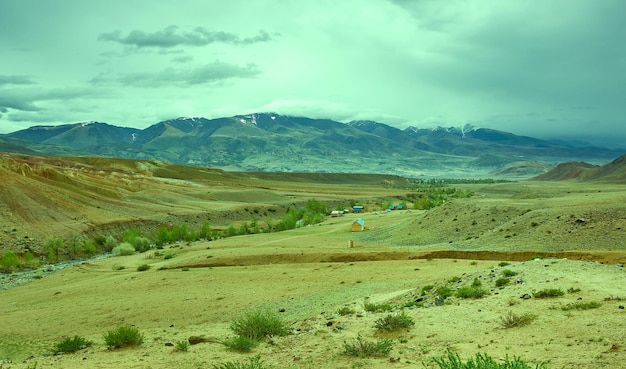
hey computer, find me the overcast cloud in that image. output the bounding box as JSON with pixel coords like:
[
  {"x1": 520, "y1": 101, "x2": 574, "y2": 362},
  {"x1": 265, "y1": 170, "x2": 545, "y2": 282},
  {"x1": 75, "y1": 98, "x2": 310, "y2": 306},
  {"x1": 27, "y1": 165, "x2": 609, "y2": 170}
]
[{"x1": 0, "y1": 0, "x2": 624, "y2": 148}]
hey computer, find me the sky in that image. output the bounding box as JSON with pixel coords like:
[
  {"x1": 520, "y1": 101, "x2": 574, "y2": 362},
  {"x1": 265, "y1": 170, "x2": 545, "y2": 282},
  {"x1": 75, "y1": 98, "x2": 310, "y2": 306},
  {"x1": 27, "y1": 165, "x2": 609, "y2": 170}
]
[{"x1": 1, "y1": 0, "x2": 625, "y2": 148}]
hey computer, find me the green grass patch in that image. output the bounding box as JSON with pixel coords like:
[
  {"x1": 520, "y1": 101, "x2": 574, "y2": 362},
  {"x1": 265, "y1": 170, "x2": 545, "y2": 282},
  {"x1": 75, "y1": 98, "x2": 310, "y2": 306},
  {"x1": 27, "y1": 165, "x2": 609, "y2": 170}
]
[
  {"x1": 561, "y1": 301, "x2": 602, "y2": 311},
  {"x1": 495, "y1": 278, "x2": 510, "y2": 287},
  {"x1": 363, "y1": 301, "x2": 393, "y2": 312},
  {"x1": 455, "y1": 286, "x2": 488, "y2": 299},
  {"x1": 501, "y1": 269, "x2": 518, "y2": 277}
]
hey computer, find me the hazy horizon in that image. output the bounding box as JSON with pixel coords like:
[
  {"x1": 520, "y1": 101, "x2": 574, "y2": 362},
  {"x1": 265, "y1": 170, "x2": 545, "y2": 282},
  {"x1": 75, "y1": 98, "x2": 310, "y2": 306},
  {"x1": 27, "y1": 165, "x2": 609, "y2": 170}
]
[{"x1": 1, "y1": 1, "x2": 625, "y2": 148}]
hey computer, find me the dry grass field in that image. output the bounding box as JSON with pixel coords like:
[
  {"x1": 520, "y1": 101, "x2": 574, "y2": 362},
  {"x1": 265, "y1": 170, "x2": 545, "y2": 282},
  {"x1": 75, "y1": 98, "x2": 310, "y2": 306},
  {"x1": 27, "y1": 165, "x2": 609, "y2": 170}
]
[{"x1": 1, "y1": 154, "x2": 625, "y2": 369}]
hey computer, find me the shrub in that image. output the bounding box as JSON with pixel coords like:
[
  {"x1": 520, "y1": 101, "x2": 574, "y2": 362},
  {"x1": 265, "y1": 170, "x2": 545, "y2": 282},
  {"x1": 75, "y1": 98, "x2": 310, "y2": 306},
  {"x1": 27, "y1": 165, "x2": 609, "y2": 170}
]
[
  {"x1": 174, "y1": 340, "x2": 189, "y2": 352},
  {"x1": 498, "y1": 262, "x2": 511, "y2": 267},
  {"x1": 436, "y1": 286, "x2": 454, "y2": 299},
  {"x1": 222, "y1": 336, "x2": 259, "y2": 352},
  {"x1": 561, "y1": 301, "x2": 602, "y2": 311},
  {"x1": 499, "y1": 311, "x2": 538, "y2": 328},
  {"x1": 495, "y1": 278, "x2": 510, "y2": 287},
  {"x1": 343, "y1": 335, "x2": 394, "y2": 357},
  {"x1": 533, "y1": 288, "x2": 564, "y2": 298},
  {"x1": 53, "y1": 335, "x2": 93, "y2": 354},
  {"x1": 501, "y1": 269, "x2": 518, "y2": 277},
  {"x1": 471, "y1": 278, "x2": 482, "y2": 287},
  {"x1": 421, "y1": 284, "x2": 435, "y2": 295},
  {"x1": 364, "y1": 301, "x2": 393, "y2": 312},
  {"x1": 426, "y1": 351, "x2": 548, "y2": 369},
  {"x1": 103, "y1": 326, "x2": 144, "y2": 349},
  {"x1": 0, "y1": 251, "x2": 21, "y2": 271},
  {"x1": 133, "y1": 237, "x2": 151, "y2": 253},
  {"x1": 374, "y1": 311, "x2": 415, "y2": 332},
  {"x1": 212, "y1": 355, "x2": 264, "y2": 369},
  {"x1": 112, "y1": 242, "x2": 135, "y2": 256},
  {"x1": 103, "y1": 235, "x2": 118, "y2": 251},
  {"x1": 230, "y1": 309, "x2": 289, "y2": 340},
  {"x1": 456, "y1": 286, "x2": 488, "y2": 299},
  {"x1": 136, "y1": 264, "x2": 150, "y2": 271}
]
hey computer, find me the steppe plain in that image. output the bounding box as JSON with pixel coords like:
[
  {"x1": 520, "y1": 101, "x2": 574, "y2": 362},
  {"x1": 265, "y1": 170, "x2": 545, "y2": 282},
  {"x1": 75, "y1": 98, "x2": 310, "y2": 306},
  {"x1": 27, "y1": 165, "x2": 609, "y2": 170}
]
[{"x1": 0, "y1": 154, "x2": 625, "y2": 369}]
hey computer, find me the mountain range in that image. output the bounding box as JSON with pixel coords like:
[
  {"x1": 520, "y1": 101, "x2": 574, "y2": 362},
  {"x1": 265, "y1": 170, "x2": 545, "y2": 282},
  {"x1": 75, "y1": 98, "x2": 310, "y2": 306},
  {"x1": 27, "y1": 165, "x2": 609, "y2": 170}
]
[{"x1": 1, "y1": 113, "x2": 623, "y2": 177}]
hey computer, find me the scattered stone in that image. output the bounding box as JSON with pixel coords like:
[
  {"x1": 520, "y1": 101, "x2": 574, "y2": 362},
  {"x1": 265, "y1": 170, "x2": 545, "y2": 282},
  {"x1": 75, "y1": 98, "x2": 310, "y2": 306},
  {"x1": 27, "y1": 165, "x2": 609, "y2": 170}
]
[
  {"x1": 520, "y1": 294, "x2": 532, "y2": 300},
  {"x1": 619, "y1": 305, "x2": 624, "y2": 310},
  {"x1": 279, "y1": 308, "x2": 286, "y2": 313},
  {"x1": 164, "y1": 342, "x2": 174, "y2": 347}
]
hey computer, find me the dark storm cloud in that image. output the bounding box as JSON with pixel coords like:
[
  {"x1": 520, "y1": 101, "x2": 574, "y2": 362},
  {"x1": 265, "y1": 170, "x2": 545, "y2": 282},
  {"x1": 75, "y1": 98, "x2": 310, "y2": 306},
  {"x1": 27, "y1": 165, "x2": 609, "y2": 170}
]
[
  {"x1": 98, "y1": 26, "x2": 273, "y2": 48},
  {"x1": 93, "y1": 61, "x2": 261, "y2": 87},
  {"x1": 0, "y1": 75, "x2": 36, "y2": 86}
]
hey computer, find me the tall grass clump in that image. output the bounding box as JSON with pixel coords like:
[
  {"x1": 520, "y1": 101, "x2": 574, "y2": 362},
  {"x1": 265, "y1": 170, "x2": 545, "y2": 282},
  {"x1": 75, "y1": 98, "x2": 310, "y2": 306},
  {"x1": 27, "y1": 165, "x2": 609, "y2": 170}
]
[
  {"x1": 53, "y1": 335, "x2": 93, "y2": 354},
  {"x1": 342, "y1": 335, "x2": 394, "y2": 357},
  {"x1": 456, "y1": 286, "x2": 488, "y2": 299},
  {"x1": 499, "y1": 311, "x2": 538, "y2": 328},
  {"x1": 221, "y1": 336, "x2": 259, "y2": 352},
  {"x1": 103, "y1": 326, "x2": 144, "y2": 349},
  {"x1": 0, "y1": 251, "x2": 21, "y2": 272},
  {"x1": 426, "y1": 351, "x2": 548, "y2": 369},
  {"x1": 230, "y1": 309, "x2": 289, "y2": 340},
  {"x1": 561, "y1": 301, "x2": 602, "y2": 311}
]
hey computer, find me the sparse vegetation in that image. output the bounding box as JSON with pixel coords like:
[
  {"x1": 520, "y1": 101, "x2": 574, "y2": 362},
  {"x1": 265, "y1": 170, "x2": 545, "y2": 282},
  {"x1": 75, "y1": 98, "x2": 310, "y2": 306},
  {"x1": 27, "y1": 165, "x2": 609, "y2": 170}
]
[
  {"x1": 53, "y1": 335, "x2": 93, "y2": 354},
  {"x1": 136, "y1": 263, "x2": 150, "y2": 271},
  {"x1": 230, "y1": 309, "x2": 289, "y2": 340},
  {"x1": 561, "y1": 301, "x2": 602, "y2": 311},
  {"x1": 533, "y1": 288, "x2": 564, "y2": 298},
  {"x1": 495, "y1": 278, "x2": 510, "y2": 287},
  {"x1": 212, "y1": 355, "x2": 264, "y2": 369},
  {"x1": 342, "y1": 335, "x2": 394, "y2": 357},
  {"x1": 337, "y1": 306, "x2": 356, "y2": 316},
  {"x1": 436, "y1": 286, "x2": 454, "y2": 300},
  {"x1": 426, "y1": 351, "x2": 548, "y2": 369},
  {"x1": 103, "y1": 326, "x2": 144, "y2": 349},
  {"x1": 374, "y1": 311, "x2": 415, "y2": 332},
  {"x1": 499, "y1": 311, "x2": 538, "y2": 328}
]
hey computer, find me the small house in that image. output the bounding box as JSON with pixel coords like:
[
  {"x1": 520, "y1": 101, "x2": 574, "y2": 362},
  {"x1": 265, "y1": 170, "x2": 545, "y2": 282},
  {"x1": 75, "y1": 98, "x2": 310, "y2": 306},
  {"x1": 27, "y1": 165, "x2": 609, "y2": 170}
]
[
  {"x1": 352, "y1": 205, "x2": 364, "y2": 213},
  {"x1": 331, "y1": 210, "x2": 343, "y2": 217},
  {"x1": 351, "y1": 218, "x2": 365, "y2": 232}
]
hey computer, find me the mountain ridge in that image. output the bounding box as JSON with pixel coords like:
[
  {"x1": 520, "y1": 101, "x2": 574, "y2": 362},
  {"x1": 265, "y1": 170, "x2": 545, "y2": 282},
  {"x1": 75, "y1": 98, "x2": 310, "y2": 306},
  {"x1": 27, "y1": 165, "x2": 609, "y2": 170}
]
[{"x1": 3, "y1": 113, "x2": 624, "y2": 178}]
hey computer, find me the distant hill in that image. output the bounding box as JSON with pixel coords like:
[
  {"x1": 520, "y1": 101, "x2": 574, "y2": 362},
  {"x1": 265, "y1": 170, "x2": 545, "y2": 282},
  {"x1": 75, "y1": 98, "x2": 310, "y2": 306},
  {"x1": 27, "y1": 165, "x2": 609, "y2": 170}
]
[
  {"x1": 533, "y1": 154, "x2": 626, "y2": 183},
  {"x1": 4, "y1": 113, "x2": 624, "y2": 178}
]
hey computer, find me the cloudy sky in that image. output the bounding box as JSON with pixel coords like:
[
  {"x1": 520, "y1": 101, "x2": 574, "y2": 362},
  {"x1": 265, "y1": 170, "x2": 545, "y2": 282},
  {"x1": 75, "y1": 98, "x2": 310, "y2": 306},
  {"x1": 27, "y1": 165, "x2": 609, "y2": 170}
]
[{"x1": 1, "y1": 0, "x2": 624, "y2": 148}]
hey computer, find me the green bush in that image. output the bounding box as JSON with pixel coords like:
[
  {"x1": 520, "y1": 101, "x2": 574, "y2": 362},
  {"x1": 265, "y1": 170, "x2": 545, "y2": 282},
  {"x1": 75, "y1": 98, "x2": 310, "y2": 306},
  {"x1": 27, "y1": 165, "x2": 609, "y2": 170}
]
[
  {"x1": 374, "y1": 311, "x2": 415, "y2": 332},
  {"x1": 502, "y1": 269, "x2": 518, "y2": 277},
  {"x1": 212, "y1": 355, "x2": 264, "y2": 369},
  {"x1": 456, "y1": 286, "x2": 488, "y2": 299},
  {"x1": 103, "y1": 326, "x2": 144, "y2": 349},
  {"x1": 230, "y1": 309, "x2": 289, "y2": 340},
  {"x1": 533, "y1": 288, "x2": 564, "y2": 298},
  {"x1": 133, "y1": 237, "x2": 151, "y2": 253},
  {"x1": 103, "y1": 235, "x2": 118, "y2": 251},
  {"x1": 53, "y1": 335, "x2": 93, "y2": 354},
  {"x1": 426, "y1": 351, "x2": 548, "y2": 369},
  {"x1": 342, "y1": 335, "x2": 394, "y2": 357},
  {"x1": 0, "y1": 251, "x2": 21, "y2": 271},
  {"x1": 337, "y1": 306, "x2": 356, "y2": 316},
  {"x1": 112, "y1": 242, "x2": 135, "y2": 256},
  {"x1": 136, "y1": 264, "x2": 150, "y2": 271},
  {"x1": 499, "y1": 311, "x2": 538, "y2": 328},
  {"x1": 495, "y1": 278, "x2": 510, "y2": 287},
  {"x1": 222, "y1": 336, "x2": 259, "y2": 352}
]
